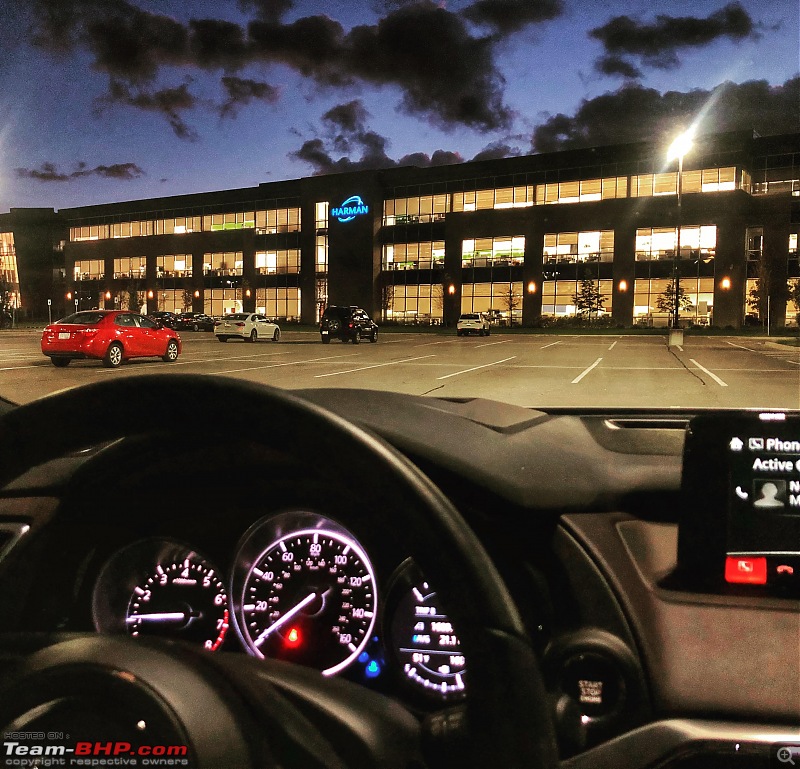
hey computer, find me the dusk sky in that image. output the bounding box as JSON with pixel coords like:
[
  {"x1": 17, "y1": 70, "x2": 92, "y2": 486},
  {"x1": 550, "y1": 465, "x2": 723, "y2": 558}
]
[{"x1": 1, "y1": 0, "x2": 797, "y2": 213}]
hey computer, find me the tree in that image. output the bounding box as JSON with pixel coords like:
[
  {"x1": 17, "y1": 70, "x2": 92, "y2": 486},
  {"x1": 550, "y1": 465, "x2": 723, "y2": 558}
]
[
  {"x1": 572, "y1": 277, "x2": 605, "y2": 321},
  {"x1": 0, "y1": 275, "x2": 12, "y2": 328},
  {"x1": 380, "y1": 282, "x2": 395, "y2": 321},
  {"x1": 182, "y1": 286, "x2": 194, "y2": 312},
  {"x1": 789, "y1": 279, "x2": 800, "y2": 323},
  {"x1": 655, "y1": 281, "x2": 692, "y2": 318},
  {"x1": 497, "y1": 283, "x2": 521, "y2": 327},
  {"x1": 747, "y1": 279, "x2": 765, "y2": 319},
  {"x1": 126, "y1": 289, "x2": 143, "y2": 313}
]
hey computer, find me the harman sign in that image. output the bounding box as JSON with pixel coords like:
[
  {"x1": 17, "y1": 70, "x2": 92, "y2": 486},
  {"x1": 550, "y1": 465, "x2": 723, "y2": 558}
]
[{"x1": 332, "y1": 195, "x2": 369, "y2": 223}]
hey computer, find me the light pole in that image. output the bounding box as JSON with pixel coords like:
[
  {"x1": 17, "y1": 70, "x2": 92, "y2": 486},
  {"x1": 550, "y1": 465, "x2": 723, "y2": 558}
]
[{"x1": 667, "y1": 129, "x2": 694, "y2": 328}]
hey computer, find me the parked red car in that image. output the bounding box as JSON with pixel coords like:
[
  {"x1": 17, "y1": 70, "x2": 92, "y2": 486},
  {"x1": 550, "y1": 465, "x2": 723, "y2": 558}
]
[{"x1": 41, "y1": 310, "x2": 182, "y2": 368}]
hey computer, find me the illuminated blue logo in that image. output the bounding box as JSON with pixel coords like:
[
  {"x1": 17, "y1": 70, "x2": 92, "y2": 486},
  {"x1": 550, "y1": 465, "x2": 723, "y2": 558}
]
[{"x1": 332, "y1": 195, "x2": 369, "y2": 223}]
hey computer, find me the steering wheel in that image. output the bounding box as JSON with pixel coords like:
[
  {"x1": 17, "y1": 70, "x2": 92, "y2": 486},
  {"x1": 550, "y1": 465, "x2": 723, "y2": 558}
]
[{"x1": 0, "y1": 374, "x2": 558, "y2": 769}]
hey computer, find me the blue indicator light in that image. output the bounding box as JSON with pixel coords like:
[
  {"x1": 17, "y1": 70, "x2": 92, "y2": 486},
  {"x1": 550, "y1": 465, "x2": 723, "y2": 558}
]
[
  {"x1": 358, "y1": 651, "x2": 370, "y2": 664},
  {"x1": 365, "y1": 660, "x2": 381, "y2": 678},
  {"x1": 412, "y1": 634, "x2": 419, "y2": 642}
]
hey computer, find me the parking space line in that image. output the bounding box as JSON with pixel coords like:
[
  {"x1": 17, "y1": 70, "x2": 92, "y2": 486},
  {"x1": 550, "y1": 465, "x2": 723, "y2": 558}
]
[
  {"x1": 315, "y1": 354, "x2": 435, "y2": 378},
  {"x1": 571, "y1": 357, "x2": 603, "y2": 384},
  {"x1": 690, "y1": 358, "x2": 728, "y2": 387},
  {"x1": 608, "y1": 341, "x2": 618, "y2": 350},
  {"x1": 436, "y1": 356, "x2": 516, "y2": 381},
  {"x1": 475, "y1": 340, "x2": 510, "y2": 348},
  {"x1": 541, "y1": 341, "x2": 561, "y2": 349},
  {"x1": 414, "y1": 340, "x2": 451, "y2": 347},
  {"x1": 726, "y1": 341, "x2": 757, "y2": 352},
  {"x1": 206, "y1": 353, "x2": 358, "y2": 375}
]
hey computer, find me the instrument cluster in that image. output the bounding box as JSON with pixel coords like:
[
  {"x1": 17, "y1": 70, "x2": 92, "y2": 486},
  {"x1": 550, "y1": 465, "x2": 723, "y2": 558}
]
[{"x1": 91, "y1": 510, "x2": 466, "y2": 706}]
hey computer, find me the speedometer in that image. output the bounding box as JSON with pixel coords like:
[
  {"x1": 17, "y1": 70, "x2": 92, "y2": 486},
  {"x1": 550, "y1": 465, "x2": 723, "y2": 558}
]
[{"x1": 233, "y1": 514, "x2": 377, "y2": 676}]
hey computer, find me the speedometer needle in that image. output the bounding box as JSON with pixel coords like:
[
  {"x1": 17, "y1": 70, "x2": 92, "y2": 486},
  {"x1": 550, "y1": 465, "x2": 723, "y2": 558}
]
[{"x1": 254, "y1": 592, "x2": 317, "y2": 648}]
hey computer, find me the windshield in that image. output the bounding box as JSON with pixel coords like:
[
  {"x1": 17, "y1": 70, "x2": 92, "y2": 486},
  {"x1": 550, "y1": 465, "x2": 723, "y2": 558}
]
[
  {"x1": 0, "y1": 1, "x2": 797, "y2": 409},
  {"x1": 57, "y1": 312, "x2": 105, "y2": 326}
]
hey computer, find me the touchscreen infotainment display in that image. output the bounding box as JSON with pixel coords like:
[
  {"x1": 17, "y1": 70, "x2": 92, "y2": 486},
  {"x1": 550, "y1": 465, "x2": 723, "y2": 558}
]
[{"x1": 678, "y1": 412, "x2": 800, "y2": 593}]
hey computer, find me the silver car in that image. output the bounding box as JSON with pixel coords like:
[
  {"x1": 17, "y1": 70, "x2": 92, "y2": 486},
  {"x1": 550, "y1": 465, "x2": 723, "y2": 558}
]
[
  {"x1": 214, "y1": 313, "x2": 281, "y2": 343},
  {"x1": 456, "y1": 312, "x2": 491, "y2": 337}
]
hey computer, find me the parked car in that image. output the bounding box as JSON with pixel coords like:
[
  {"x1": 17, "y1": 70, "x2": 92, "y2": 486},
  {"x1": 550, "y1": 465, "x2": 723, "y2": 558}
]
[
  {"x1": 457, "y1": 312, "x2": 491, "y2": 336},
  {"x1": 215, "y1": 313, "x2": 281, "y2": 342},
  {"x1": 175, "y1": 312, "x2": 215, "y2": 331},
  {"x1": 320, "y1": 305, "x2": 378, "y2": 344},
  {"x1": 148, "y1": 310, "x2": 179, "y2": 329},
  {"x1": 41, "y1": 310, "x2": 181, "y2": 368}
]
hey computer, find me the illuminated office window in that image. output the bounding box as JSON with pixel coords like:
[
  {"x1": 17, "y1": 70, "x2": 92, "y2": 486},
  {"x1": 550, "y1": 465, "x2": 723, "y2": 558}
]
[{"x1": 255, "y1": 249, "x2": 300, "y2": 274}]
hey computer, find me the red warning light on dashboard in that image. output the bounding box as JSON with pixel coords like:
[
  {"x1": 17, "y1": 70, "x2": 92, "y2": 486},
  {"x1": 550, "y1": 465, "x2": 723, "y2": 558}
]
[
  {"x1": 285, "y1": 626, "x2": 302, "y2": 648},
  {"x1": 724, "y1": 556, "x2": 767, "y2": 584}
]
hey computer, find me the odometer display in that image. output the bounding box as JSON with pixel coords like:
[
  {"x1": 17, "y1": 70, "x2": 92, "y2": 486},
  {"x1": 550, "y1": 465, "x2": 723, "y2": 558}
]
[
  {"x1": 237, "y1": 526, "x2": 377, "y2": 676},
  {"x1": 389, "y1": 573, "x2": 466, "y2": 701}
]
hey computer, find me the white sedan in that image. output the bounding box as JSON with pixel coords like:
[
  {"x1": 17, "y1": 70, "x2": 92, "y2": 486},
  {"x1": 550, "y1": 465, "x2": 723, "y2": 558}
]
[{"x1": 215, "y1": 313, "x2": 281, "y2": 342}]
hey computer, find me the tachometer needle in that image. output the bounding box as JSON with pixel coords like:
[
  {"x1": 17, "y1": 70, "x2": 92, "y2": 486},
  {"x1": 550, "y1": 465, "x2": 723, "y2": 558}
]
[
  {"x1": 254, "y1": 592, "x2": 317, "y2": 648},
  {"x1": 127, "y1": 612, "x2": 187, "y2": 623}
]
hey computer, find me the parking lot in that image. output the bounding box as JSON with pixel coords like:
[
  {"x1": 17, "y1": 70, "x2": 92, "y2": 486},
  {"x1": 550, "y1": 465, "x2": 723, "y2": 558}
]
[{"x1": 1, "y1": 329, "x2": 798, "y2": 409}]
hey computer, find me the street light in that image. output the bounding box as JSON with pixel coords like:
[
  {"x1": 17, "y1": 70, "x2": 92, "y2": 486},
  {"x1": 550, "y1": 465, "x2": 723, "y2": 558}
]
[{"x1": 667, "y1": 128, "x2": 694, "y2": 328}]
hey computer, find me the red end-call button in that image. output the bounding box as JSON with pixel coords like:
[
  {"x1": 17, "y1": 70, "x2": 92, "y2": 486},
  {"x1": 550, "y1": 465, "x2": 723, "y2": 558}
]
[{"x1": 725, "y1": 556, "x2": 768, "y2": 584}]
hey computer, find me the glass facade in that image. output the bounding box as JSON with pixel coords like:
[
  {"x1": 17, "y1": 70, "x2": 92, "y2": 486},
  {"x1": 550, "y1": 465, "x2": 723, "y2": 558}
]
[
  {"x1": 462, "y1": 282, "x2": 523, "y2": 325},
  {"x1": 462, "y1": 237, "x2": 524, "y2": 267},
  {"x1": 256, "y1": 287, "x2": 301, "y2": 320},
  {"x1": 541, "y1": 279, "x2": 613, "y2": 317},
  {"x1": 204, "y1": 252, "x2": 243, "y2": 276},
  {"x1": 383, "y1": 241, "x2": 445, "y2": 270},
  {"x1": 633, "y1": 277, "x2": 714, "y2": 325},
  {"x1": 51, "y1": 133, "x2": 794, "y2": 330},
  {"x1": 157, "y1": 254, "x2": 192, "y2": 277},
  {"x1": 256, "y1": 249, "x2": 301, "y2": 274},
  {"x1": 0, "y1": 232, "x2": 20, "y2": 311},
  {"x1": 544, "y1": 231, "x2": 614, "y2": 264},
  {"x1": 635, "y1": 226, "x2": 717, "y2": 261}
]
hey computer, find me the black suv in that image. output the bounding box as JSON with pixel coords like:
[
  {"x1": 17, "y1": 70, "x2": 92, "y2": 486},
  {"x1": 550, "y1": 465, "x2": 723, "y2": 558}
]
[
  {"x1": 149, "y1": 311, "x2": 179, "y2": 329},
  {"x1": 175, "y1": 312, "x2": 215, "y2": 331},
  {"x1": 320, "y1": 306, "x2": 378, "y2": 344}
]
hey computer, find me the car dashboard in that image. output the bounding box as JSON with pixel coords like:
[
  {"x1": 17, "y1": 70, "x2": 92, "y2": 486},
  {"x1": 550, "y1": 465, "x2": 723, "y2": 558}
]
[{"x1": 0, "y1": 388, "x2": 798, "y2": 769}]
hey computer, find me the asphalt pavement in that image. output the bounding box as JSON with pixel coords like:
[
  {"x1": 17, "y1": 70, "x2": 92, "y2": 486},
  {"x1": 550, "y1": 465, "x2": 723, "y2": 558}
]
[{"x1": 1, "y1": 329, "x2": 798, "y2": 410}]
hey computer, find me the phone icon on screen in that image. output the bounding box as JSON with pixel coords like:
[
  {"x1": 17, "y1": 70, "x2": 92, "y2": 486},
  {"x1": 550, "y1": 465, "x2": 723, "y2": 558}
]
[
  {"x1": 777, "y1": 565, "x2": 795, "y2": 575},
  {"x1": 735, "y1": 486, "x2": 749, "y2": 500}
]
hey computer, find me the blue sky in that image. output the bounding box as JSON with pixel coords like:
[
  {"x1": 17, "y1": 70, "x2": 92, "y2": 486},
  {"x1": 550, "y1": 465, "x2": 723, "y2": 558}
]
[{"x1": 1, "y1": 0, "x2": 797, "y2": 212}]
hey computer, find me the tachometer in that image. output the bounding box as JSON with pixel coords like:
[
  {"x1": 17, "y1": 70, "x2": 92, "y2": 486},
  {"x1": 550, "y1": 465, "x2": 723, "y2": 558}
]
[
  {"x1": 92, "y1": 540, "x2": 229, "y2": 651},
  {"x1": 127, "y1": 556, "x2": 228, "y2": 650},
  {"x1": 232, "y1": 513, "x2": 377, "y2": 676}
]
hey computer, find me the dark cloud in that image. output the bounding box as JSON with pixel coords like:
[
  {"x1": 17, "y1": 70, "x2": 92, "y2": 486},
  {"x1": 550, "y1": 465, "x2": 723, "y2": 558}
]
[
  {"x1": 531, "y1": 76, "x2": 800, "y2": 153},
  {"x1": 595, "y1": 54, "x2": 642, "y2": 79},
  {"x1": 85, "y1": 3, "x2": 189, "y2": 83},
  {"x1": 237, "y1": 0, "x2": 293, "y2": 23},
  {"x1": 29, "y1": 0, "x2": 514, "y2": 132},
  {"x1": 471, "y1": 140, "x2": 520, "y2": 162},
  {"x1": 290, "y1": 99, "x2": 526, "y2": 174},
  {"x1": 590, "y1": 3, "x2": 757, "y2": 75},
  {"x1": 462, "y1": 0, "x2": 563, "y2": 36},
  {"x1": 16, "y1": 161, "x2": 144, "y2": 182},
  {"x1": 322, "y1": 100, "x2": 370, "y2": 133},
  {"x1": 345, "y1": 2, "x2": 512, "y2": 130},
  {"x1": 219, "y1": 76, "x2": 280, "y2": 118},
  {"x1": 99, "y1": 81, "x2": 198, "y2": 140}
]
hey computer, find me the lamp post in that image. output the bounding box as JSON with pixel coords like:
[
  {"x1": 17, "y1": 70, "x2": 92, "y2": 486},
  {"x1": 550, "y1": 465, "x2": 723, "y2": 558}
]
[{"x1": 667, "y1": 129, "x2": 694, "y2": 328}]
